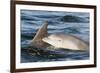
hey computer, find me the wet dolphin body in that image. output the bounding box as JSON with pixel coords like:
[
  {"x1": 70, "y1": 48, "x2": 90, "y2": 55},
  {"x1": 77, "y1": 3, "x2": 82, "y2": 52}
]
[
  {"x1": 29, "y1": 22, "x2": 89, "y2": 51},
  {"x1": 43, "y1": 34, "x2": 89, "y2": 51}
]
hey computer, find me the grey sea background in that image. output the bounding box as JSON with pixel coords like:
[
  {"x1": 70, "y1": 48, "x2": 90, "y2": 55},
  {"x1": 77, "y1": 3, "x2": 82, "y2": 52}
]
[{"x1": 21, "y1": 10, "x2": 90, "y2": 63}]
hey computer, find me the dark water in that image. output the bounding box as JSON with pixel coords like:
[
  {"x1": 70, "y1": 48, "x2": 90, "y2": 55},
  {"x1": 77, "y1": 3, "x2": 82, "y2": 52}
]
[{"x1": 21, "y1": 10, "x2": 90, "y2": 63}]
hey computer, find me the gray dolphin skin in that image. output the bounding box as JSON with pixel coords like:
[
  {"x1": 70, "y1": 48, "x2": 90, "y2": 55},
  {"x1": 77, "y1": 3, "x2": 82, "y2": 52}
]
[
  {"x1": 29, "y1": 22, "x2": 50, "y2": 48},
  {"x1": 29, "y1": 22, "x2": 89, "y2": 51}
]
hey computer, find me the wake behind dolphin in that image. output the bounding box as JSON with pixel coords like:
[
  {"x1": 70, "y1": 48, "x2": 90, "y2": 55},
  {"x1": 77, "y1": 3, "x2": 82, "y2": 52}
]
[{"x1": 29, "y1": 22, "x2": 89, "y2": 51}]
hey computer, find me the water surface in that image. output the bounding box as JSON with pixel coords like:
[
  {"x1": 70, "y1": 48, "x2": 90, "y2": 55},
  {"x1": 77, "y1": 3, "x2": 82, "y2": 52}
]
[{"x1": 21, "y1": 10, "x2": 90, "y2": 63}]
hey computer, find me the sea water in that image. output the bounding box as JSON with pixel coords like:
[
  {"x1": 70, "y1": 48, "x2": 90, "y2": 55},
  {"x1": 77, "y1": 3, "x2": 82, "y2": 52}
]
[{"x1": 21, "y1": 10, "x2": 89, "y2": 63}]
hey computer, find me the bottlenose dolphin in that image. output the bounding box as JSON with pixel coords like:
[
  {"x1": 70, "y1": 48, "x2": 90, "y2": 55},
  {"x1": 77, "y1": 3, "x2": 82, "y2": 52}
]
[{"x1": 29, "y1": 22, "x2": 89, "y2": 51}]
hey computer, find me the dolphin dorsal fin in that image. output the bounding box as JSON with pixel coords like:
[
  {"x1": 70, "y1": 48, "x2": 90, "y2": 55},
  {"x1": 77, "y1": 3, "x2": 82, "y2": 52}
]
[
  {"x1": 29, "y1": 22, "x2": 48, "y2": 48},
  {"x1": 33, "y1": 22, "x2": 48, "y2": 41}
]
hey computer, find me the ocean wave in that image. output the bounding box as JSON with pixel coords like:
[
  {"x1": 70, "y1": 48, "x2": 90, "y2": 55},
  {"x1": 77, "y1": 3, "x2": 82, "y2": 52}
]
[{"x1": 60, "y1": 15, "x2": 89, "y2": 23}]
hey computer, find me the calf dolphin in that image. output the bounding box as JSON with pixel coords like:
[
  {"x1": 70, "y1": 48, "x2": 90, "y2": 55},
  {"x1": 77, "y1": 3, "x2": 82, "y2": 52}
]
[{"x1": 29, "y1": 22, "x2": 89, "y2": 51}]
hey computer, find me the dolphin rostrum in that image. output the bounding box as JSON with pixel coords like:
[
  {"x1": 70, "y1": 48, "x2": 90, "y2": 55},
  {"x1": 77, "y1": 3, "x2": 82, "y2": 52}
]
[{"x1": 29, "y1": 22, "x2": 89, "y2": 51}]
